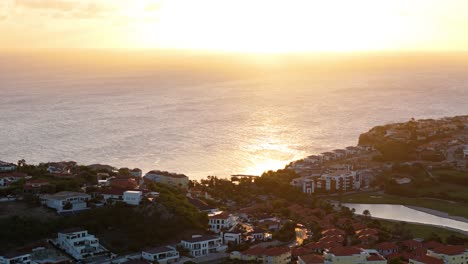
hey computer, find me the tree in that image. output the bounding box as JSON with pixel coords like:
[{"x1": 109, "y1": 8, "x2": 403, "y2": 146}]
[{"x1": 363, "y1": 209, "x2": 371, "y2": 218}]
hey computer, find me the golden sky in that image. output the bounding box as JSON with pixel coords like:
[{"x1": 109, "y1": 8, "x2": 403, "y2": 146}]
[{"x1": 1, "y1": 0, "x2": 468, "y2": 53}]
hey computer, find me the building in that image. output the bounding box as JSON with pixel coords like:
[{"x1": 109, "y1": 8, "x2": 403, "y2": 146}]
[
  {"x1": 222, "y1": 232, "x2": 242, "y2": 245},
  {"x1": 208, "y1": 211, "x2": 238, "y2": 233},
  {"x1": 231, "y1": 246, "x2": 291, "y2": 264},
  {"x1": 41, "y1": 191, "x2": 90, "y2": 213},
  {"x1": 0, "y1": 172, "x2": 27, "y2": 188},
  {"x1": 427, "y1": 245, "x2": 467, "y2": 264},
  {"x1": 0, "y1": 251, "x2": 31, "y2": 264},
  {"x1": 375, "y1": 242, "x2": 399, "y2": 256},
  {"x1": 23, "y1": 179, "x2": 50, "y2": 193},
  {"x1": 323, "y1": 247, "x2": 387, "y2": 264},
  {"x1": 55, "y1": 228, "x2": 109, "y2": 261},
  {"x1": 109, "y1": 178, "x2": 138, "y2": 189},
  {"x1": 299, "y1": 254, "x2": 325, "y2": 264},
  {"x1": 409, "y1": 255, "x2": 444, "y2": 264},
  {"x1": 291, "y1": 169, "x2": 362, "y2": 194},
  {"x1": 144, "y1": 170, "x2": 189, "y2": 188},
  {"x1": 123, "y1": 190, "x2": 142, "y2": 205},
  {"x1": 180, "y1": 235, "x2": 225, "y2": 257},
  {"x1": 0, "y1": 161, "x2": 17, "y2": 172},
  {"x1": 249, "y1": 228, "x2": 273, "y2": 242},
  {"x1": 142, "y1": 246, "x2": 179, "y2": 264}
]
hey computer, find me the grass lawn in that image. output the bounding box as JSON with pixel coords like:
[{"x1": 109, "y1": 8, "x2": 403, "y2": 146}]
[
  {"x1": 339, "y1": 192, "x2": 468, "y2": 219},
  {"x1": 378, "y1": 219, "x2": 468, "y2": 242}
]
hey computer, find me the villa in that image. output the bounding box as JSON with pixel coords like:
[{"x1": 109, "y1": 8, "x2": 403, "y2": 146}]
[
  {"x1": 40, "y1": 191, "x2": 90, "y2": 213},
  {"x1": 0, "y1": 172, "x2": 28, "y2": 188},
  {"x1": 323, "y1": 247, "x2": 387, "y2": 264},
  {"x1": 142, "y1": 246, "x2": 179, "y2": 264},
  {"x1": 54, "y1": 228, "x2": 109, "y2": 261},
  {"x1": 180, "y1": 235, "x2": 225, "y2": 257},
  {"x1": 0, "y1": 161, "x2": 17, "y2": 172},
  {"x1": 208, "y1": 211, "x2": 238, "y2": 233}
]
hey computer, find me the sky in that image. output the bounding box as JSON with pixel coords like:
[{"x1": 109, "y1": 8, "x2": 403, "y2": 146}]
[{"x1": 1, "y1": 0, "x2": 468, "y2": 53}]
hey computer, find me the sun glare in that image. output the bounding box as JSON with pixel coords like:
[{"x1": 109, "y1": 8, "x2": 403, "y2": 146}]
[{"x1": 127, "y1": 0, "x2": 425, "y2": 53}]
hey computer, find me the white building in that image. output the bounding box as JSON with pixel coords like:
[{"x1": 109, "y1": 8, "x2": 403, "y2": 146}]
[
  {"x1": 222, "y1": 232, "x2": 242, "y2": 245},
  {"x1": 41, "y1": 191, "x2": 90, "y2": 213},
  {"x1": 0, "y1": 173, "x2": 26, "y2": 188},
  {"x1": 142, "y1": 246, "x2": 179, "y2": 264},
  {"x1": 0, "y1": 161, "x2": 16, "y2": 172},
  {"x1": 208, "y1": 212, "x2": 238, "y2": 233},
  {"x1": 324, "y1": 247, "x2": 386, "y2": 264},
  {"x1": 55, "y1": 228, "x2": 108, "y2": 261},
  {"x1": 0, "y1": 252, "x2": 31, "y2": 264},
  {"x1": 144, "y1": 170, "x2": 189, "y2": 188},
  {"x1": 123, "y1": 190, "x2": 142, "y2": 205},
  {"x1": 427, "y1": 245, "x2": 468, "y2": 264},
  {"x1": 180, "y1": 235, "x2": 226, "y2": 257}
]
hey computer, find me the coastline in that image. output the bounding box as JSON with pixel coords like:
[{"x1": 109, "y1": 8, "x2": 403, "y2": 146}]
[{"x1": 405, "y1": 205, "x2": 468, "y2": 224}]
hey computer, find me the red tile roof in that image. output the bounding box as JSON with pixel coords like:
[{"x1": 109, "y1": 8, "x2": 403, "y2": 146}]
[
  {"x1": 423, "y1": 241, "x2": 444, "y2": 250},
  {"x1": 263, "y1": 247, "x2": 291, "y2": 256},
  {"x1": 299, "y1": 254, "x2": 325, "y2": 264},
  {"x1": 411, "y1": 255, "x2": 444, "y2": 264},
  {"x1": 209, "y1": 211, "x2": 231, "y2": 220},
  {"x1": 376, "y1": 242, "x2": 399, "y2": 250},
  {"x1": 292, "y1": 247, "x2": 311, "y2": 257},
  {"x1": 321, "y1": 228, "x2": 345, "y2": 236},
  {"x1": 327, "y1": 246, "x2": 363, "y2": 256},
  {"x1": 432, "y1": 245, "x2": 466, "y2": 256},
  {"x1": 242, "y1": 247, "x2": 266, "y2": 256},
  {"x1": 402, "y1": 240, "x2": 423, "y2": 249}
]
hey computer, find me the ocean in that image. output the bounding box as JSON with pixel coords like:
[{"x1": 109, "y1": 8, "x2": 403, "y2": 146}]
[{"x1": 1, "y1": 52, "x2": 467, "y2": 180}]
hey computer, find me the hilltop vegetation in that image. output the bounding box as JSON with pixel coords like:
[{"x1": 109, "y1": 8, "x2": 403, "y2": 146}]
[{"x1": 0, "y1": 183, "x2": 207, "y2": 253}]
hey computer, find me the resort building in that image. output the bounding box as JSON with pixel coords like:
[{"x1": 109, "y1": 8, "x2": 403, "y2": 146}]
[
  {"x1": 180, "y1": 235, "x2": 225, "y2": 257},
  {"x1": 55, "y1": 228, "x2": 109, "y2": 261},
  {"x1": 144, "y1": 170, "x2": 189, "y2": 188},
  {"x1": 40, "y1": 191, "x2": 90, "y2": 213},
  {"x1": 291, "y1": 170, "x2": 361, "y2": 194},
  {"x1": 208, "y1": 211, "x2": 238, "y2": 233},
  {"x1": 142, "y1": 246, "x2": 179, "y2": 264}
]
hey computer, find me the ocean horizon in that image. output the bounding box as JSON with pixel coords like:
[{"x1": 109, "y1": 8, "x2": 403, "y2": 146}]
[{"x1": 1, "y1": 52, "x2": 467, "y2": 180}]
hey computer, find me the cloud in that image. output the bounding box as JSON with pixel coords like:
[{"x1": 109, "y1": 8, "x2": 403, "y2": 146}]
[
  {"x1": 14, "y1": 0, "x2": 116, "y2": 19},
  {"x1": 15, "y1": 0, "x2": 76, "y2": 11}
]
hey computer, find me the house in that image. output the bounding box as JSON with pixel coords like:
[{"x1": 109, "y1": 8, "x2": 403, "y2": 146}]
[
  {"x1": 231, "y1": 247, "x2": 291, "y2": 264},
  {"x1": 23, "y1": 179, "x2": 50, "y2": 193},
  {"x1": 401, "y1": 240, "x2": 423, "y2": 251},
  {"x1": 222, "y1": 232, "x2": 242, "y2": 245},
  {"x1": 54, "y1": 228, "x2": 109, "y2": 261},
  {"x1": 249, "y1": 228, "x2": 273, "y2": 242},
  {"x1": 0, "y1": 172, "x2": 27, "y2": 188},
  {"x1": 123, "y1": 190, "x2": 142, "y2": 205},
  {"x1": 144, "y1": 170, "x2": 189, "y2": 188},
  {"x1": 427, "y1": 245, "x2": 467, "y2": 264},
  {"x1": 109, "y1": 177, "x2": 138, "y2": 189},
  {"x1": 208, "y1": 211, "x2": 238, "y2": 233},
  {"x1": 0, "y1": 251, "x2": 31, "y2": 264},
  {"x1": 0, "y1": 161, "x2": 17, "y2": 172},
  {"x1": 324, "y1": 247, "x2": 386, "y2": 264},
  {"x1": 41, "y1": 191, "x2": 90, "y2": 213},
  {"x1": 180, "y1": 235, "x2": 225, "y2": 257},
  {"x1": 4, "y1": 240, "x2": 73, "y2": 264},
  {"x1": 142, "y1": 246, "x2": 179, "y2": 264},
  {"x1": 130, "y1": 168, "x2": 142, "y2": 178},
  {"x1": 375, "y1": 242, "x2": 399, "y2": 256},
  {"x1": 187, "y1": 197, "x2": 218, "y2": 213},
  {"x1": 299, "y1": 254, "x2": 325, "y2": 264},
  {"x1": 409, "y1": 255, "x2": 444, "y2": 264}
]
